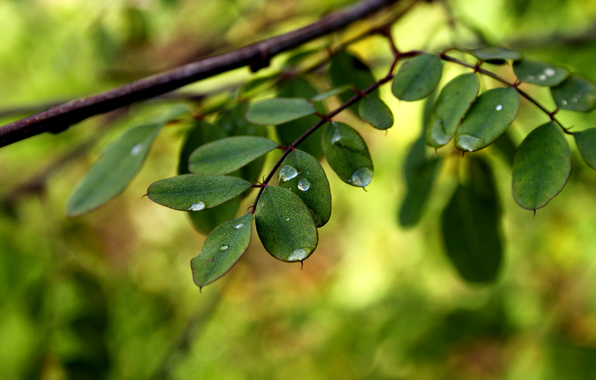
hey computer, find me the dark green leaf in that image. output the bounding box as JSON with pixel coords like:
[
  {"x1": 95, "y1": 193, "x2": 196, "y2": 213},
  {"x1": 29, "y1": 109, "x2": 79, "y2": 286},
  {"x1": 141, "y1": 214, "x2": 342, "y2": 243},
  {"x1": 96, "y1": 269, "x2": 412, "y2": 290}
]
[
  {"x1": 426, "y1": 73, "x2": 479, "y2": 147},
  {"x1": 512, "y1": 122, "x2": 571, "y2": 210},
  {"x1": 147, "y1": 174, "x2": 252, "y2": 211},
  {"x1": 255, "y1": 186, "x2": 318, "y2": 262},
  {"x1": 358, "y1": 96, "x2": 394, "y2": 130},
  {"x1": 391, "y1": 54, "x2": 443, "y2": 101},
  {"x1": 311, "y1": 85, "x2": 351, "y2": 102},
  {"x1": 245, "y1": 98, "x2": 316, "y2": 125},
  {"x1": 454, "y1": 87, "x2": 520, "y2": 151},
  {"x1": 188, "y1": 136, "x2": 278, "y2": 175},
  {"x1": 276, "y1": 78, "x2": 326, "y2": 160},
  {"x1": 241, "y1": 74, "x2": 278, "y2": 96},
  {"x1": 277, "y1": 149, "x2": 332, "y2": 227},
  {"x1": 574, "y1": 128, "x2": 596, "y2": 170},
  {"x1": 492, "y1": 130, "x2": 517, "y2": 166},
  {"x1": 404, "y1": 135, "x2": 428, "y2": 184},
  {"x1": 178, "y1": 119, "x2": 226, "y2": 175},
  {"x1": 441, "y1": 156, "x2": 502, "y2": 284},
  {"x1": 328, "y1": 50, "x2": 377, "y2": 114},
  {"x1": 513, "y1": 60, "x2": 569, "y2": 86},
  {"x1": 551, "y1": 74, "x2": 596, "y2": 112},
  {"x1": 322, "y1": 122, "x2": 374, "y2": 187},
  {"x1": 422, "y1": 88, "x2": 437, "y2": 131},
  {"x1": 66, "y1": 106, "x2": 189, "y2": 217},
  {"x1": 191, "y1": 213, "x2": 253, "y2": 289},
  {"x1": 468, "y1": 46, "x2": 522, "y2": 64},
  {"x1": 398, "y1": 158, "x2": 441, "y2": 228},
  {"x1": 188, "y1": 197, "x2": 241, "y2": 235}
]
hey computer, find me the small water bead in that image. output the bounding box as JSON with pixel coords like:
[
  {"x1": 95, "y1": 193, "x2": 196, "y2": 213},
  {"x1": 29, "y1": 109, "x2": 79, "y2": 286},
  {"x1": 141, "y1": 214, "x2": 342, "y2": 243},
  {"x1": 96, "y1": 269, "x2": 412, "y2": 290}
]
[
  {"x1": 130, "y1": 143, "x2": 143, "y2": 156},
  {"x1": 348, "y1": 167, "x2": 373, "y2": 187},
  {"x1": 279, "y1": 165, "x2": 298, "y2": 182},
  {"x1": 539, "y1": 74, "x2": 547, "y2": 81},
  {"x1": 286, "y1": 218, "x2": 290, "y2": 221},
  {"x1": 331, "y1": 129, "x2": 342, "y2": 144},
  {"x1": 219, "y1": 245, "x2": 229, "y2": 251},
  {"x1": 188, "y1": 201, "x2": 205, "y2": 211},
  {"x1": 234, "y1": 223, "x2": 244, "y2": 229},
  {"x1": 288, "y1": 248, "x2": 309, "y2": 261},
  {"x1": 297, "y1": 178, "x2": 310, "y2": 191},
  {"x1": 544, "y1": 68, "x2": 556, "y2": 77},
  {"x1": 495, "y1": 104, "x2": 503, "y2": 111},
  {"x1": 526, "y1": 75, "x2": 535, "y2": 81},
  {"x1": 562, "y1": 100, "x2": 568, "y2": 105}
]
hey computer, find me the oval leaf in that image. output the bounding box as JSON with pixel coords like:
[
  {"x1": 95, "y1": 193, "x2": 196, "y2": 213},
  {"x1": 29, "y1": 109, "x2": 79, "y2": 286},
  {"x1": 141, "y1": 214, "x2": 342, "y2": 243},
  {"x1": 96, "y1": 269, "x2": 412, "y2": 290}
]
[
  {"x1": 311, "y1": 85, "x2": 351, "y2": 102},
  {"x1": 513, "y1": 60, "x2": 569, "y2": 87},
  {"x1": 468, "y1": 46, "x2": 522, "y2": 64},
  {"x1": 277, "y1": 149, "x2": 332, "y2": 227},
  {"x1": 191, "y1": 213, "x2": 253, "y2": 289},
  {"x1": 391, "y1": 54, "x2": 443, "y2": 101},
  {"x1": 178, "y1": 119, "x2": 226, "y2": 175},
  {"x1": 398, "y1": 158, "x2": 442, "y2": 228},
  {"x1": 551, "y1": 74, "x2": 596, "y2": 112},
  {"x1": 512, "y1": 122, "x2": 571, "y2": 210},
  {"x1": 245, "y1": 98, "x2": 316, "y2": 125},
  {"x1": 328, "y1": 50, "x2": 377, "y2": 114},
  {"x1": 255, "y1": 186, "x2": 318, "y2": 262},
  {"x1": 66, "y1": 106, "x2": 189, "y2": 217},
  {"x1": 322, "y1": 122, "x2": 374, "y2": 187},
  {"x1": 189, "y1": 136, "x2": 278, "y2": 175},
  {"x1": 358, "y1": 96, "x2": 394, "y2": 130},
  {"x1": 441, "y1": 156, "x2": 502, "y2": 284},
  {"x1": 454, "y1": 87, "x2": 520, "y2": 152},
  {"x1": 426, "y1": 73, "x2": 479, "y2": 147},
  {"x1": 574, "y1": 128, "x2": 596, "y2": 170},
  {"x1": 147, "y1": 174, "x2": 252, "y2": 211},
  {"x1": 276, "y1": 78, "x2": 326, "y2": 160}
]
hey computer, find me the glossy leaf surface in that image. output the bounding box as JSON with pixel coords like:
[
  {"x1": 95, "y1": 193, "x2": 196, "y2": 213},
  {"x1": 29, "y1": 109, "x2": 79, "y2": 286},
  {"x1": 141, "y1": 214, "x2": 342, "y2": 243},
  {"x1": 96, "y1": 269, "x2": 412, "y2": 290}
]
[
  {"x1": 66, "y1": 106, "x2": 188, "y2": 217},
  {"x1": 513, "y1": 60, "x2": 569, "y2": 87},
  {"x1": 574, "y1": 128, "x2": 596, "y2": 170},
  {"x1": 189, "y1": 136, "x2": 278, "y2": 175},
  {"x1": 191, "y1": 213, "x2": 253, "y2": 289},
  {"x1": 358, "y1": 95, "x2": 394, "y2": 130},
  {"x1": 455, "y1": 87, "x2": 520, "y2": 151},
  {"x1": 245, "y1": 98, "x2": 316, "y2": 125},
  {"x1": 147, "y1": 174, "x2": 252, "y2": 211},
  {"x1": 278, "y1": 149, "x2": 331, "y2": 227},
  {"x1": 512, "y1": 122, "x2": 571, "y2": 210},
  {"x1": 399, "y1": 158, "x2": 441, "y2": 228},
  {"x1": 329, "y1": 50, "x2": 377, "y2": 114},
  {"x1": 551, "y1": 74, "x2": 596, "y2": 112},
  {"x1": 469, "y1": 46, "x2": 522, "y2": 64},
  {"x1": 276, "y1": 78, "x2": 326, "y2": 160},
  {"x1": 426, "y1": 73, "x2": 479, "y2": 147},
  {"x1": 441, "y1": 157, "x2": 502, "y2": 284},
  {"x1": 391, "y1": 54, "x2": 442, "y2": 101},
  {"x1": 322, "y1": 122, "x2": 374, "y2": 187},
  {"x1": 255, "y1": 186, "x2": 318, "y2": 262}
]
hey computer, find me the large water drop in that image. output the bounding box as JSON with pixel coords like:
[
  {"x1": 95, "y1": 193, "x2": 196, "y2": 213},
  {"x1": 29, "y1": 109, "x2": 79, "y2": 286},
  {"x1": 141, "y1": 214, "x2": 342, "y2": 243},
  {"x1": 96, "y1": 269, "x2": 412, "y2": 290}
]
[
  {"x1": 348, "y1": 167, "x2": 373, "y2": 187},
  {"x1": 188, "y1": 201, "x2": 205, "y2": 211},
  {"x1": 297, "y1": 178, "x2": 310, "y2": 191},
  {"x1": 279, "y1": 165, "x2": 298, "y2": 182}
]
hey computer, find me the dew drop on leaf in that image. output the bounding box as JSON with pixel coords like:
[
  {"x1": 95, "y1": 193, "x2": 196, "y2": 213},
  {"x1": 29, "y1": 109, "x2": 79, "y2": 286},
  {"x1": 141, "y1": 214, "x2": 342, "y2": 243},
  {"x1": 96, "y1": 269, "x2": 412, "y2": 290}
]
[
  {"x1": 496, "y1": 105, "x2": 503, "y2": 111},
  {"x1": 331, "y1": 129, "x2": 342, "y2": 144},
  {"x1": 234, "y1": 223, "x2": 244, "y2": 229},
  {"x1": 189, "y1": 201, "x2": 205, "y2": 211},
  {"x1": 297, "y1": 178, "x2": 310, "y2": 191},
  {"x1": 130, "y1": 143, "x2": 143, "y2": 156},
  {"x1": 289, "y1": 248, "x2": 309, "y2": 261},
  {"x1": 279, "y1": 165, "x2": 299, "y2": 181},
  {"x1": 219, "y1": 245, "x2": 229, "y2": 251},
  {"x1": 348, "y1": 167, "x2": 373, "y2": 187}
]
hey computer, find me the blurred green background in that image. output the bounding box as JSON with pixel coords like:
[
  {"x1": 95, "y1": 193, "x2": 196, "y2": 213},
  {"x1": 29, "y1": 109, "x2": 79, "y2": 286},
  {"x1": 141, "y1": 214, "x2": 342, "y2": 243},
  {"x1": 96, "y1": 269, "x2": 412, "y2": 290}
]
[{"x1": 2, "y1": 0, "x2": 596, "y2": 379}]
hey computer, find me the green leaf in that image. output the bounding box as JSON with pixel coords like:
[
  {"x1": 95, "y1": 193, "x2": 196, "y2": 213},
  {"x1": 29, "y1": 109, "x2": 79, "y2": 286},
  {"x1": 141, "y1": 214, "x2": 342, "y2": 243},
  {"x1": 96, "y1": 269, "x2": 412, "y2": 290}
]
[
  {"x1": 188, "y1": 197, "x2": 241, "y2": 235},
  {"x1": 358, "y1": 95, "x2": 394, "y2": 130},
  {"x1": 191, "y1": 213, "x2": 253, "y2": 289},
  {"x1": 404, "y1": 135, "x2": 428, "y2": 183},
  {"x1": 512, "y1": 122, "x2": 571, "y2": 210},
  {"x1": 426, "y1": 73, "x2": 479, "y2": 147},
  {"x1": 255, "y1": 186, "x2": 318, "y2": 262},
  {"x1": 66, "y1": 106, "x2": 189, "y2": 217},
  {"x1": 245, "y1": 98, "x2": 316, "y2": 125},
  {"x1": 147, "y1": 174, "x2": 252, "y2": 211},
  {"x1": 311, "y1": 85, "x2": 351, "y2": 102},
  {"x1": 492, "y1": 130, "x2": 517, "y2": 167},
  {"x1": 441, "y1": 156, "x2": 502, "y2": 284},
  {"x1": 277, "y1": 149, "x2": 332, "y2": 227},
  {"x1": 276, "y1": 78, "x2": 326, "y2": 160},
  {"x1": 178, "y1": 119, "x2": 226, "y2": 175},
  {"x1": 322, "y1": 122, "x2": 374, "y2": 187},
  {"x1": 422, "y1": 88, "x2": 437, "y2": 132},
  {"x1": 551, "y1": 74, "x2": 596, "y2": 112},
  {"x1": 574, "y1": 128, "x2": 596, "y2": 170},
  {"x1": 241, "y1": 74, "x2": 278, "y2": 96},
  {"x1": 391, "y1": 53, "x2": 443, "y2": 101},
  {"x1": 513, "y1": 60, "x2": 569, "y2": 87},
  {"x1": 398, "y1": 158, "x2": 441, "y2": 228},
  {"x1": 468, "y1": 46, "x2": 522, "y2": 64},
  {"x1": 188, "y1": 136, "x2": 278, "y2": 175},
  {"x1": 328, "y1": 50, "x2": 377, "y2": 114},
  {"x1": 454, "y1": 87, "x2": 520, "y2": 152}
]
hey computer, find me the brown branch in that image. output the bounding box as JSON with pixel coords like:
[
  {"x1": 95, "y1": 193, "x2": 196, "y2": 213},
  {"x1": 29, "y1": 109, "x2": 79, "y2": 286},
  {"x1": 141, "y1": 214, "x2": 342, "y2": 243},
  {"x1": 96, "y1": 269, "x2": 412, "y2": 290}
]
[{"x1": 0, "y1": 0, "x2": 400, "y2": 148}]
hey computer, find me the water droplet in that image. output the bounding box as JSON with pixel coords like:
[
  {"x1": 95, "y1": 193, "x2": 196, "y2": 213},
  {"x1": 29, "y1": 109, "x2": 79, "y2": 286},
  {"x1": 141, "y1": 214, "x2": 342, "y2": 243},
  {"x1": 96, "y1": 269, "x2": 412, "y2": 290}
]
[
  {"x1": 544, "y1": 68, "x2": 556, "y2": 77},
  {"x1": 279, "y1": 165, "x2": 298, "y2": 182},
  {"x1": 288, "y1": 248, "x2": 309, "y2": 261},
  {"x1": 234, "y1": 223, "x2": 244, "y2": 229},
  {"x1": 495, "y1": 104, "x2": 503, "y2": 111},
  {"x1": 348, "y1": 167, "x2": 373, "y2": 187},
  {"x1": 538, "y1": 74, "x2": 547, "y2": 81},
  {"x1": 130, "y1": 143, "x2": 143, "y2": 156},
  {"x1": 286, "y1": 218, "x2": 290, "y2": 221},
  {"x1": 562, "y1": 100, "x2": 568, "y2": 105},
  {"x1": 331, "y1": 129, "x2": 342, "y2": 144},
  {"x1": 297, "y1": 178, "x2": 310, "y2": 191},
  {"x1": 456, "y1": 134, "x2": 485, "y2": 152},
  {"x1": 219, "y1": 245, "x2": 229, "y2": 251},
  {"x1": 188, "y1": 201, "x2": 205, "y2": 211}
]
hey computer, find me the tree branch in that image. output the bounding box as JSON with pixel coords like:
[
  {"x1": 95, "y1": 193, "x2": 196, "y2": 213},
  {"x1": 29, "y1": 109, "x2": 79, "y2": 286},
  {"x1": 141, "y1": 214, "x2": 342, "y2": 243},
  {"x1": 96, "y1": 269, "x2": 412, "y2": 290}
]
[{"x1": 0, "y1": 0, "x2": 401, "y2": 148}]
